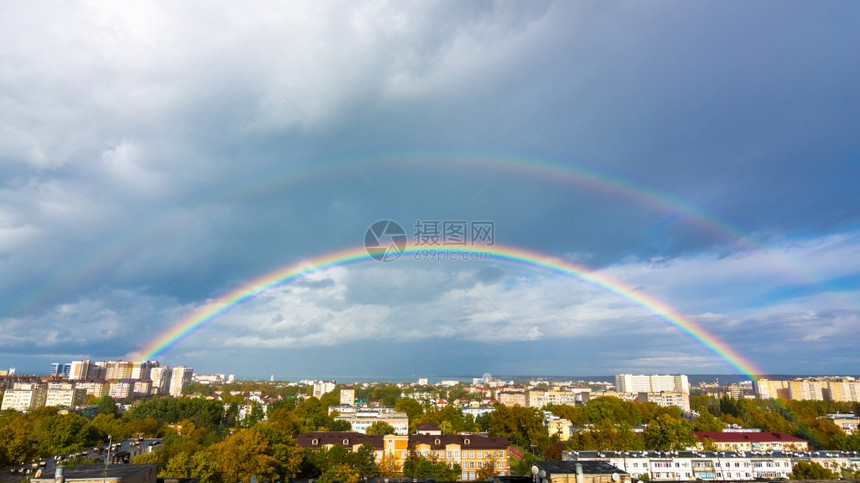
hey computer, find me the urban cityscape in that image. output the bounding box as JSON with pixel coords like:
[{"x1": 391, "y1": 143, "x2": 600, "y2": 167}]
[
  {"x1": 1, "y1": 361, "x2": 859, "y2": 482},
  {"x1": 2, "y1": 2, "x2": 859, "y2": 483}
]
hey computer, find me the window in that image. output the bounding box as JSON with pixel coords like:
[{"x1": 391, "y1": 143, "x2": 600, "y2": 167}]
[
  {"x1": 464, "y1": 438, "x2": 470, "y2": 445},
  {"x1": 470, "y1": 462, "x2": 475, "y2": 469},
  {"x1": 435, "y1": 439, "x2": 441, "y2": 445},
  {"x1": 471, "y1": 451, "x2": 475, "y2": 458},
  {"x1": 448, "y1": 451, "x2": 452, "y2": 458},
  {"x1": 312, "y1": 439, "x2": 318, "y2": 445},
  {"x1": 478, "y1": 462, "x2": 483, "y2": 469},
  {"x1": 343, "y1": 439, "x2": 349, "y2": 445}
]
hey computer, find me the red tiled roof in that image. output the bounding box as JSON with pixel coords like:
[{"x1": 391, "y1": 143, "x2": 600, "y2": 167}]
[{"x1": 695, "y1": 432, "x2": 806, "y2": 443}]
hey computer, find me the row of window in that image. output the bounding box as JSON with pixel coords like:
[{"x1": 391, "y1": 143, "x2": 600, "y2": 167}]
[
  {"x1": 631, "y1": 460, "x2": 788, "y2": 469},
  {"x1": 417, "y1": 449, "x2": 506, "y2": 459}
]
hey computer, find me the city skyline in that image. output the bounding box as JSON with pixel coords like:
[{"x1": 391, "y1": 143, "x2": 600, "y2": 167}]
[{"x1": 1, "y1": 2, "x2": 859, "y2": 377}]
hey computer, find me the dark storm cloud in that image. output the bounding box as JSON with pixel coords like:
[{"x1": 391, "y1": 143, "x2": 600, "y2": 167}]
[{"x1": 1, "y1": 1, "x2": 858, "y2": 376}]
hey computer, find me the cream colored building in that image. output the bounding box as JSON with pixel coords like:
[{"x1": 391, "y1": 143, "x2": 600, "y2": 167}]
[
  {"x1": 616, "y1": 374, "x2": 689, "y2": 394},
  {"x1": 332, "y1": 407, "x2": 409, "y2": 435},
  {"x1": 340, "y1": 387, "x2": 355, "y2": 406},
  {"x1": 0, "y1": 382, "x2": 47, "y2": 411},
  {"x1": 149, "y1": 367, "x2": 170, "y2": 395},
  {"x1": 638, "y1": 391, "x2": 691, "y2": 412},
  {"x1": 45, "y1": 383, "x2": 86, "y2": 408},
  {"x1": 757, "y1": 377, "x2": 860, "y2": 402},
  {"x1": 168, "y1": 366, "x2": 193, "y2": 396},
  {"x1": 498, "y1": 390, "x2": 527, "y2": 407}
]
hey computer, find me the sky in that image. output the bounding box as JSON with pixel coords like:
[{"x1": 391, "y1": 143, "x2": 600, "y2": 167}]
[{"x1": 1, "y1": 1, "x2": 859, "y2": 380}]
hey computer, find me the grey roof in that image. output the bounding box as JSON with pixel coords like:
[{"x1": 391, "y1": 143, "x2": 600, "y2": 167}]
[
  {"x1": 534, "y1": 461, "x2": 627, "y2": 476},
  {"x1": 30, "y1": 464, "x2": 157, "y2": 482},
  {"x1": 566, "y1": 450, "x2": 860, "y2": 460}
]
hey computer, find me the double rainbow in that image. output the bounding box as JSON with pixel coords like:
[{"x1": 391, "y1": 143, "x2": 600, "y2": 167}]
[{"x1": 132, "y1": 243, "x2": 764, "y2": 381}]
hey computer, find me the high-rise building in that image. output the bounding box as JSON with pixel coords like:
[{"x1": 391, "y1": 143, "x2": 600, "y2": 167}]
[
  {"x1": 49, "y1": 362, "x2": 72, "y2": 377},
  {"x1": 169, "y1": 366, "x2": 193, "y2": 396},
  {"x1": 615, "y1": 374, "x2": 689, "y2": 394},
  {"x1": 0, "y1": 382, "x2": 47, "y2": 411},
  {"x1": 313, "y1": 380, "x2": 336, "y2": 398},
  {"x1": 131, "y1": 361, "x2": 157, "y2": 381},
  {"x1": 150, "y1": 367, "x2": 171, "y2": 395},
  {"x1": 340, "y1": 387, "x2": 355, "y2": 406},
  {"x1": 104, "y1": 360, "x2": 133, "y2": 381},
  {"x1": 70, "y1": 360, "x2": 97, "y2": 381}
]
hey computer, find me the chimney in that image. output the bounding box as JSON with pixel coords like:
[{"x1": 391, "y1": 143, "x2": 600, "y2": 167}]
[
  {"x1": 575, "y1": 463, "x2": 584, "y2": 483},
  {"x1": 54, "y1": 465, "x2": 65, "y2": 483}
]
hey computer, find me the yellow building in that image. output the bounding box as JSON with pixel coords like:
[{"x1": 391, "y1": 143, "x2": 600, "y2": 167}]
[
  {"x1": 547, "y1": 418, "x2": 573, "y2": 442},
  {"x1": 297, "y1": 432, "x2": 509, "y2": 481}
]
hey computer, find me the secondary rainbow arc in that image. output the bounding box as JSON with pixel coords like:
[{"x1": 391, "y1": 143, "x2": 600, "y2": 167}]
[
  {"x1": 133, "y1": 243, "x2": 764, "y2": 382},
  {"x1": 13, "y1": 151, "x2": 850, "y2": 322}
]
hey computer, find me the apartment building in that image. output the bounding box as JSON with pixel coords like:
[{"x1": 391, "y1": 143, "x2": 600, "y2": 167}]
[
  {"x1": 498, "y1": 390, "x2": 527, "y2": 407},
  {"x1": 566, "y1": 450, "x2": 793, "y2": 481},
  {"x1": 529, "y1": 388, "x2": 590, "y2": 408},
  {"x1": 149, "y1": 367, "x2": 171, "y2": 395},
  {"x1": 340, "y1": 387, "x2": 356, "y2": 406},
  {"x1": 819, "y1": 413, "x2": 860, "y2": 434},
  {"x1": 45, "y1": 382, "x2": 86, "y2": 408},
  {"x1": 313, "y1": 380, "x2": 336, "y2": 398},
  {"x1": 330, "y1": 406, "x2": 409, "y2": 435},
  {"x1": 615, "y1": 375, "x2": 690, "y2": 394},
  {"x1": 566, "y1": 450, "x2": 860, "y2": 481},
  {"x1": 0, "y1": 382, "x2": 47, "y2": 411},
  {"x1": 638, "y1": 391, "x2": 691, "y2": 412},
  {"x1": 695, "y1": 432, "x2": 809, "y2": 452},
  {"x1": 756, "y1": 377, "x2": 860, "y2": 402},
  {"x1": 169, "y1": 366, "x2": 193, "y2": 396}
]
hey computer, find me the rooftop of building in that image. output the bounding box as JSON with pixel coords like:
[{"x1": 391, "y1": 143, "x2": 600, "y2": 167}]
[
  {"x1": 566, "y1": 450, "x2": 860, "y2": 459},
  {"x1": 534, "y1": 460, "x2": 628, "y2": 476},
  {"x1": 30, "y1": 464, "x2": 157, "y2": 482},
  {"x1": 694, "y1": 431, "x2": 806, "y2": 443}
]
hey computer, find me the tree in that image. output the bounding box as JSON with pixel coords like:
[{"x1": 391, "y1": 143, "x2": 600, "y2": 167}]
[
  {"x1": 692, "y1": 410, "x2": 725, "y2": 432},
  {"x1": 477, "y1": 458, "x2": 497, "y2": 480},
  {"x1": 210, "y1": 429, "x2": 278, "y2": 483},
  {"x1": 377, "y1": 452, "x2": 400, "y2": 478},
  {"x1": 396, "y1": 398, "x2": 424, "y2": 422},
  {"x1": 366, "y1": 421, "x2": 396, "y2": 435},
  {"x1": 97, "y1": 395, "x2": 118, "y2": 417},
  {"x1": 790, "y1": 461, "x2": 838, "y2": 480},
  {"x1": 643, "y1": 414, "x2": 695, "y2": 451}
]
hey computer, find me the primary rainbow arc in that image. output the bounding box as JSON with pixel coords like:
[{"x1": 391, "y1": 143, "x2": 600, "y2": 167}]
[{"x1": 133, "y1": 243, "x2": 763, "y2": 382}]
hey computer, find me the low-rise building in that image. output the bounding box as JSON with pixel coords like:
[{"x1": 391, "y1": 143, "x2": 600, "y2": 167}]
[
  {"x1": 819, "y1": 413, "x2": 860, "y2": 434},
  {"x1": 695, "y1": 431, "x2": 808, "y2": 452},
  {"x1": 0, "y1": 382, "x2": 47, "y2": 411},
  {"x1": 533, "y1": 460, "x2": 631, "y2": 483},
  {"x1": 498, "y1": 390, "x2": 527, "y2": 407},
  {"x1": 638, "y1": 391, "x2": 691, "y2": 412},
  {"x1": 296, "y1": 432, "x2": 509, "y2": 481},
  {"x1": 45, "y1": 383, "x2": 86, "y2": 408},
  {"x1": 565, "y1": 450, "x2": 793, "y2": 481},
  {"x1": 330, "y1": 406, "x2": 409, "y2": 435}
]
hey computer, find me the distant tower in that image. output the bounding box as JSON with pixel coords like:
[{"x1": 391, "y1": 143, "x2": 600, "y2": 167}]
[
  {"x1": 270, "y1": 374, "x2": 274, "y2": 382},
  {"x1": 340, "y1": 387, "x2": 355, "y2": 406},
  {"x1": 169, "y1": 366, "x2": 193, "y2": 396}
]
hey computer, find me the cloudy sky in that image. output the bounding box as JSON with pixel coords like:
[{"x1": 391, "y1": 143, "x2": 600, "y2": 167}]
[{"x1": 1, "y1": 1, "x2": 859, "y2": 380}]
